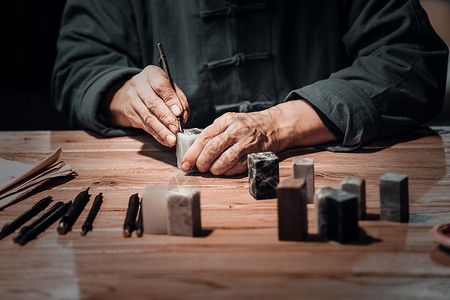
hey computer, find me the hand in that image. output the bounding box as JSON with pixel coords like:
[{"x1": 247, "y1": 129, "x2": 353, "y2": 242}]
[
  {"x1": 181, "y1": 100, "x2": 336, "y2": 176},
  {"x1": 102, "y1": 65, "x2": 189, "y2": 147}
]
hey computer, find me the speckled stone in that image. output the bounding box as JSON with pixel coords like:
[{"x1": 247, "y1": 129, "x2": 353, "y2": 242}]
[
  {"x1": 176, "y1": 128, "x2": 202, "y2": 170},
  {"x1": 292, "y1": 158, "x2": 314, "y2": 204},
  {"x1": 341, "y1": 176, "x2": 366, "y2": 219},
  {"x1": 167, "y1": 187, "x2": 201, "y2": 237},
  {"x1": 379, "y1": 173, "x2": 409, "y2": 223},
  {"x1": 326, "y1": 190, "x2": 359, "y2": 243},
  {"x1": 248, "y1": 152, "x2": 279, "y2": 200},
  {"x1": 314, "y1": 186, "x2": 340, "y2": 238},
  {"x1": 277, "y1": 178, "x2": 307, "y2": 241}
]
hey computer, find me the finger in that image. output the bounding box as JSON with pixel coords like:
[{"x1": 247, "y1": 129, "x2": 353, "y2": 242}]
[
  {"x1": 196, "y1": 132, "x2": 235, "y2": 173},
  {"x1": 123, "y1": 100, "x2": 166, "y2": 145},
  {"x1": 131, "y1": 74, "x2": 179, "y2": 134},
  {"x1": 150, "y1": 67, "x2": 184, "y2": 118},
  {"x1": 224, "y1": 156, "x2": 248, "y2": 176},
  {"x1": 142, "y1": 114, "x2": 176, "y2": 147},
  {"x1": 208, "y1": 143, "x2": 243, "y2": 175},
  {"x1": 181, "y1": 113, "x2": 235, "y2": 172},
  {"x1": 127, "y1": 89, "x2": 176, "y2": 147},
  {"x1": 174, "y1": 82, "x2": 190, "y2": 123}
]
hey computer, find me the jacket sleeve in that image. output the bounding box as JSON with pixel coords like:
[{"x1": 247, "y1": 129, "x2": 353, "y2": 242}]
[
  {"x1": 286, "y1": 0, "x2": 448, "y2": 151},
  {"x1": 51, "y1": 0, "x2": 142, "y2": 136}
]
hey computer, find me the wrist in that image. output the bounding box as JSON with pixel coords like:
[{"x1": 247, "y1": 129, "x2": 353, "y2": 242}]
[
  {"x1": 100, "y1": 79, "x2": 131, "y2": 127},
  {"x1": 266, "y1": 100, "x2": 337, "y2": 151}
]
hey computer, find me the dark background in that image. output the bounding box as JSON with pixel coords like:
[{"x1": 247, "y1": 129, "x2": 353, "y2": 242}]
[
  {"x1": 0, "y1": 0, "x2": 69, "y2": 130},
  {"x1": 0, "y1": 0, "x2": 448, "y2": 131}
]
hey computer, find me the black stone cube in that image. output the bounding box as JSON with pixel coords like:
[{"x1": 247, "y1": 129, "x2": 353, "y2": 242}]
[
  {"x1": 248, "y1": 152, "x2": 279, "y2": 200},
  {"x1": 326, "y1": 190, "x2": 359, "y2": 243}
]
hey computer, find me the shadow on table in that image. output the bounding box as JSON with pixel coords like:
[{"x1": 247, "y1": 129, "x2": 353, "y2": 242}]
[
  {"x1": 260, "y1": 126, "x2": 443, "y2": 163},
  {"x1": 364, "y1": 213, "x2": 380, "y2": 221},
  {"x1": 430, "y1": 245, "x2": 450, "y2": 267},
  {"x1": 86, "y1": 130, "x2": 178, "y2": 167},
  {"x1": 133, "y1": 134, "x2": 177, "y2": 167},
  {"x1": 351, "y1": 228, "x2": 382, "y2": 245},
  {"x1": 182, "y1": 169, "x2": 248, "y2": 180},
  {"x1": 305, "y1": 228, "x2": 381, "y2": 245},
  {"x1": 353, "y1": 126, "x2": 441, "y2": 153},
  {"x1": 197, "y1": 229, "x2": 213, "y2": 238}
]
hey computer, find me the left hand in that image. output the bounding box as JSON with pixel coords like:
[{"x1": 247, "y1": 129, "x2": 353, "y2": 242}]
[
  {"x1": 181, "y1": 110, "x2": 280, "y2": 176},
  {"x1": 181, "y1": 100, "x2": 337, "y2": 176}
]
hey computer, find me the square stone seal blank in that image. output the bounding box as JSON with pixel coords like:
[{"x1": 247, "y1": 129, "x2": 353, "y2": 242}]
[
  {"x1": 167, "y1": 187, "x2": 201, "y2": 237},
  {"x1": 248, "y1": 152, "x2": 279, "y2": 200},
  {"x1": 379, "y1": 173, "x2": 409, "y2": 223}
]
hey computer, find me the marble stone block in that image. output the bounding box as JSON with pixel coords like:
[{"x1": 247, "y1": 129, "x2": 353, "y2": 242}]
[
  {"x1": 292, "y1": 158, "x2": 314, "y2": 204},
  {"x1": 141, "y1": 185, "x2": 169, "y2": 234},
  {"x1": 314, "y1": 187, "x2": 340, "y2": 238},
  {"x1": 379, "y1": 173, "x2": 409, "y2": 222},
  {"x1": 176, "y1": 128, "x2": 202, "y2": 170},
  {"x1": 277, "y1": 178, "x2": 307, "y2": 241},
  {"x1": 341, "y1": 176, "x2": 366, "y2": 219},
  {"x1": 167, "y1": 187, "x2": 201, "y2": 237},
  {"x1": 248, "y1": 152, "x2": 279, "y2": 200},
  {"x1": 326, "y1": 190, "x2": 359, "y2": 243}
]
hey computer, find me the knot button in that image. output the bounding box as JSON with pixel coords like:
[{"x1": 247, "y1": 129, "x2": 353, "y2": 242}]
[
  {"x1": 232, "y1": 53, "x2": 246, "y2": 66},
  {"x1": 226, "y1": 4, "x2": 240, "y2": 17}
]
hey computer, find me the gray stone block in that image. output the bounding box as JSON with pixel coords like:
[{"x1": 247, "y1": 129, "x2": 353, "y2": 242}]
[
  {"x1": 379, "y1": 173, "x2": 409, "y2": 223},
  {"x1": 176, "y1": 128, "x2": 202, "y2": 170},
  {"x1": 277, "y1": 178, "x2": 307, "y2": 241},
  {"x1": 248, "y1": 152, "x2": 279, "y2": 200},
  {"x1": 292, "y1": 158, "x2": 314, "y2": 204},
  {"x1": 341, "y1": 176, "x2": 366, "y2": 219},
  {"x1": 167, "y1": 187, "x2": 201, "y2": 237},
  {"x1": 326, "y1": 190, "x2": 359, "y2": 243},
  {"x1": 314, "y1": 186, "x2": 340, "y2": 238}
]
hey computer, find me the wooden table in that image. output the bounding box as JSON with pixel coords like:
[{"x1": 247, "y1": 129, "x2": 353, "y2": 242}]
[{"x1": 1, "y1": 128, "x2": 450, "y2": 299}]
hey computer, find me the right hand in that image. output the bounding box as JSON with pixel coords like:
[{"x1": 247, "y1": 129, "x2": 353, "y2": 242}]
[{"x1": 103, "y1": 65, "x2": 189, "y2": 147}]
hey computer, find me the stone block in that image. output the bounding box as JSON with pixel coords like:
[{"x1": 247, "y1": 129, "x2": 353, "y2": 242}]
[
  {"x1": 379, "y1": 173, "x2": 409, "y2": 222},
  {"x1": 277, "y1": 178, "x2": 307, "y2": 241},
  {"x1": 141, "y1": 185, "x2": 169, "y2": 234},
  {"x1": 293, "y1": 158, "x2": 314, "y2": 204},
  {"x1": 176, "y1": 128, "x2": 202, "y2": 170},
  {"x1": 326, "y1": 190, "x2": 359, "y2": 243},
  {"x1": 248, "y1": 152, "x2": 279, "y2": 200},
  {"x1": 167, "y1": 187, "x2": 201, "y2": 237},
  {"x1": 341, "y1": 176, "x2": 366, "y2": 219},
  {"x1": 314, "y1": 186, "x2": 340, "y2": 238}
]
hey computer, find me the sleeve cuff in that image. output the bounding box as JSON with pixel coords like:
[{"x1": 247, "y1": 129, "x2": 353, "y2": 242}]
[
  {"x1": 285, "y1": 79, "x2": 382, "y2": 152},
  {"x1": 79, "y1": 67, "x2": 142, "y2": 137}
]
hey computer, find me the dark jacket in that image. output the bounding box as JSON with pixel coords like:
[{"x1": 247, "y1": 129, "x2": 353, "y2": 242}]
[{"x1": 52, "y1": 0, "x2": 448, "y2": 150}]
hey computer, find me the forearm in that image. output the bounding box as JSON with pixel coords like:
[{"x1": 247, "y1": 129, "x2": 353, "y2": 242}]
[{"x1": 266, "y1": 100, "x2": 337, "y2": 152}]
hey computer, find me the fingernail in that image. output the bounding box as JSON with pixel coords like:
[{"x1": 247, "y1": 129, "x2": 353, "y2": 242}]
[
  {"x1": 169, "y1": 124, "x2": 177, "y2": 133},
  {"x1": 182, "y1": 161, "x2": 191, "y2": 171},
  {"x1": 171, "y1": 105, "x2": 181, "y2": 116},
  {"x1": 166, "y1": 134, "x2": 176, "y2": 146}
]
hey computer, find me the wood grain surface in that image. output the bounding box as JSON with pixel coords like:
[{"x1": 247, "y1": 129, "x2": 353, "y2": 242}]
[{"x1": 1, "y1": 127, "x2": 450, "y2": 299}]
